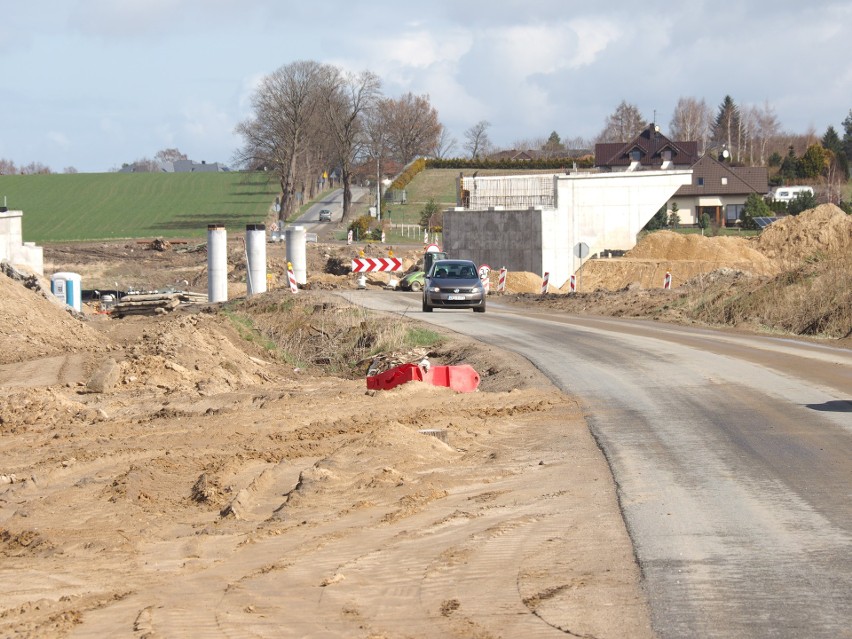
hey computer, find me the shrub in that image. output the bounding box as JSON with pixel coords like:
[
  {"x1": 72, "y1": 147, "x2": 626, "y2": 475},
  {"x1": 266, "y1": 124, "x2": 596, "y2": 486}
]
[
  {"x1": 347, "y1": 215, "x2": 372, "y2": 241},
  {"x1": 388, "y1": 157, "x2": 426, "y2": 192},
  {"x1": 787, "y1": 190, "x2": 818, "y2": 216}
]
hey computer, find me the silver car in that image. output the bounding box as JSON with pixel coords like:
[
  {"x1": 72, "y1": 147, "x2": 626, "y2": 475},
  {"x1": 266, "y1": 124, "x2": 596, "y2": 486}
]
[{"x1": 422, "y1": 259, "x2": 486, "y2": 313}]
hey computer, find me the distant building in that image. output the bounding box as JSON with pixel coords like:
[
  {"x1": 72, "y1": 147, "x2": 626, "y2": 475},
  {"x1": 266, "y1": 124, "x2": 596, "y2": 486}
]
[
  {"x1": 161, "y1": 160, "x2": 229, "y2": 173},
  {"x1": 118, "y1": 159, "x2": 230, "y2": 173},
  {"x1": 487, "y1": 148, "x2": 593, "y2": 162},
  {"x1": 595, "y1": 123, "x2": 768, "y2": 226}
]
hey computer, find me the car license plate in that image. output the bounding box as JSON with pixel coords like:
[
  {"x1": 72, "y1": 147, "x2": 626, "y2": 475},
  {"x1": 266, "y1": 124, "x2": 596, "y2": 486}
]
[{"x1": 447, "y1": 295, "x2": 466, "y2": 301}]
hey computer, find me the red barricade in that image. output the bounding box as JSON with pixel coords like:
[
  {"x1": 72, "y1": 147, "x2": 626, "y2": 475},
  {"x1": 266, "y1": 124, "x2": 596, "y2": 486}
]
[{"x1": 367, "y1": 363, "x2": 479, "y2": 393}]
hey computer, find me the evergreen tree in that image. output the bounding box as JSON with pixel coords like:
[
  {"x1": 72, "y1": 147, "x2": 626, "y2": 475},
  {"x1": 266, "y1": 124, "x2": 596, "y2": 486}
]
[
  {"x1": 668, "y1": 202, "x2": 681, "y2": 229},
  {"x1": 711, "y1": 95, "x2": 740, "y2": 160},
  {"x1": 824, "y1": 124, "x2": 850, "y2": 179},
  {"x1": 842, "y1": 109, "x2": 852, "y2": 163},
  {"x1": 779, "y1": 146, "x2": 799, "y2": 182},
  {"x1": 542, "y1": 131, "x2": 564, "y2": 157},
  {"x1": 643, "y1": 204, "x2": 669, "y2": 231},
  {"x1": 741, "y1": 193, "x2": 770, "y2": 230},
  {"x1": 798, "y1": 144, "x2": 826, "y2": 179}
]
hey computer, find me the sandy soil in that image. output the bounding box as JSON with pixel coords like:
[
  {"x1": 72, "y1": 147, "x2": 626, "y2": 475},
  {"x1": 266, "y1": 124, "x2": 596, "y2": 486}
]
[
  {"x1": 0, "y1": 272, "x2": 651, "y2": 638},
  {"x1": 1, "y1": 204, "x2": 848, "y2": 637}
]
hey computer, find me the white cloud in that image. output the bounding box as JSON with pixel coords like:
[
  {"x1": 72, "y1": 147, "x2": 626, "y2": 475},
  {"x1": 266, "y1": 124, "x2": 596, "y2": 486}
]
[{"x1": 566, "y1": 19, "x2": 623, "y2": 69}]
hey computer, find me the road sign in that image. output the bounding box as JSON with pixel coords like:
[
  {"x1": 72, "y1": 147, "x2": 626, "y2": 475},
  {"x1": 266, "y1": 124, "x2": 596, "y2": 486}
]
[
  {"x1": 575, "y1": 242, "x2": 590, "y2": 259},
  {"x1": 351, "y1": 257, "x2": 403, "y2": 272},
  {"x1": 425, "y1": 243, "x2": 441, "y2": 253},
  {"x1": 478, "y1": 264, "x2": 491, "y2": 280}
]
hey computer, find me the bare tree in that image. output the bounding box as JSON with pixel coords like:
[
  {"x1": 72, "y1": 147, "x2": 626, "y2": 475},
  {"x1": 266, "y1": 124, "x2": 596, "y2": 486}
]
[
  {"x1": 597, "y1": 101, "x2": 646, "y2": 143},
  {"x1": 669, "y1": 97, "x2": 712, "y2": 153},
  {"x1": 19, "y1": 161, "x2": 52, "y2": 175},
  {"x1": 562, "y1": 135, "x2": 593, "y2": 153},
  {"x1": 63, "y1": 166, "x2": 78, "y2": 174},
  {"x1": 0, "y1": 159, "x2": 17, "y2": 175},
  {"x1": 431, "y1": 125, "x2": 457, "y2": 159},
  {"x1": 463, "y1": 120, "x2": 492, "y2": 159},
  {"x1": 362, "y1": 104, "x2": 389, "y2": 211},
  {"x1": 154, "y1": 148, "x2": 188, "y2": 166},
  {"x1": 234, "y1": 60, "x2": 328, "y2": 222},
  {"x1": 322, "y1": 68, "x2": 382, "y2": 222},
  {"x1": 381, "y1": 93, "x2": 443, "y2": 164},
  {"x1": 509, "y1": 136, "x2": 546, "y2": 152},
  {"x1": 753, "y1": 102, "x2": 780, "y2": 165}
]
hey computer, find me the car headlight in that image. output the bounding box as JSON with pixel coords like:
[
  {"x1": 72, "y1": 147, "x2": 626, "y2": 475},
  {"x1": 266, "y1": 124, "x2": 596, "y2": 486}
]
[{"x1": 428, "y1": 286, "x2": 441, "y2": 293}]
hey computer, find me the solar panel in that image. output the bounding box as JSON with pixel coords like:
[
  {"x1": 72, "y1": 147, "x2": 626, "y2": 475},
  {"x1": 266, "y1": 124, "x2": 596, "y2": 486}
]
[{"x1": 753, "y1": 216, "x2": 779, "y2": 229}]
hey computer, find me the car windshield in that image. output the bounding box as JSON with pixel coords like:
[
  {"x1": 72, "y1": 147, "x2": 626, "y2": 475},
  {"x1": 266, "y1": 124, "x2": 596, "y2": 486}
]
[{"x1": 432, "y1": 262, "x2": 476, "y2": 279}]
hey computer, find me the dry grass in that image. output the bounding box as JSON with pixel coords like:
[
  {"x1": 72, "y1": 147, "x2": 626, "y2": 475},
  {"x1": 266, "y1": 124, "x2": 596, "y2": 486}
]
[
  {"x1": 682, "y1": 251, "x2": 852, "y2": 339},
  {"x1": 225, "y1": 292, "x2": 444, "y2": 376}
]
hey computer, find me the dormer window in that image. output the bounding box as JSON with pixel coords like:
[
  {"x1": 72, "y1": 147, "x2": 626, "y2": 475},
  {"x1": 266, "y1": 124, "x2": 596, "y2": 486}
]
[
  {"x1": 662, "y1": 149, "x2": 672, "y2": 162},
  {"x1": 630, "y1": 149, "x2": 642, "y2": 162}
]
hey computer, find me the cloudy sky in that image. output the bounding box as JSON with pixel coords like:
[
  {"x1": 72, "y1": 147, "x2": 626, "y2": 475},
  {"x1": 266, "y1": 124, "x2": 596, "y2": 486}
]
[{"x1": 2, "y1": 0, "x2": 850, "y2": 173}]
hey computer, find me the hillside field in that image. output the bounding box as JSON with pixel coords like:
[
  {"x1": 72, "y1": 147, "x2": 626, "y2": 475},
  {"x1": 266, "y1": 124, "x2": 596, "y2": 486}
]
[{"x1": 0, "y1": 171, "x2": 278, "y2": 243}]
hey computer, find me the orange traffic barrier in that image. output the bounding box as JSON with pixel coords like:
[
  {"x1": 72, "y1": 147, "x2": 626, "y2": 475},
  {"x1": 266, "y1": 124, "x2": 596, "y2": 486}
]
[{"x1": 367, "y1": 363, "x2": 479, "y2": 393}]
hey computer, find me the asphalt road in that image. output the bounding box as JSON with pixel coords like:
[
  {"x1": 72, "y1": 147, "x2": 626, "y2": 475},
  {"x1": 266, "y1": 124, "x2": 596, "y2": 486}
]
[
  {"x1": 292, "y1": 186, "x2": 369, "y2": 234},
  {"x1": 337, "y1": 290, "x2": 852, "y2": 639}
]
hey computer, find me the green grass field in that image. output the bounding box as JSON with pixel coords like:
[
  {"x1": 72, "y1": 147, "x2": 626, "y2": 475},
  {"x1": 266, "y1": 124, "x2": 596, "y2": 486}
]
[{"x1": 0, "y1": 172, "x2": 278, "y2": 243}]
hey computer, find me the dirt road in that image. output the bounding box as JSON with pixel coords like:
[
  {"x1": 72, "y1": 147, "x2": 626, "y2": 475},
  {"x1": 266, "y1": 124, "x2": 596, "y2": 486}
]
[{"x1": 0, "y1": 278, "x2": 652, "y2": 638}]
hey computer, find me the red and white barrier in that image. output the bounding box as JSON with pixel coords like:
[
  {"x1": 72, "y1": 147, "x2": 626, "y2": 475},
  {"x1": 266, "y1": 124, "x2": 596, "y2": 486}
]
[
  {"x1": 569, "y1": 274, "x2": 576, "y2": 293},
  {"x1": 497, "y1": 267, "x2": 507, "y2": 292},
  {"x1": 351, "y1": 257, "x2": 403, "y2": 272},
  {"x1": 483, "y1": 278, "x2": 490, "y2": 295},
  {"x1": 287, "y1": 262, "x2": 299, "y2": 293},
  {"x1": 541, "y1": 271, "x2": 550, "y2": 295},
  {"x1": 664, "y1": 271, "x2": 672, "y2": 289}
]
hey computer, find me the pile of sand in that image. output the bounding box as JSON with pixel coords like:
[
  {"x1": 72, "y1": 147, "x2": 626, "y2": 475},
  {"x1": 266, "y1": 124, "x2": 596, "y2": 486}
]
[
  {"x1": 504, "y1": 271, "x2": 545, "y2": 294},
  {"x1": 627, "y1": 230, "x2": 775, "y2": 268},
  {"x1": 0, "y1": 272, "x2": 108, "y2": 365},
  {"x1": 755, "y1": 204, "x2": 852, "y2": 262}
]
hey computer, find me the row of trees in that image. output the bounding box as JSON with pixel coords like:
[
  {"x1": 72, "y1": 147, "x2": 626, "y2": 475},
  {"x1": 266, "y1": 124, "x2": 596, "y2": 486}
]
[
  {"x1": 590, "y1": 97, "x2": 852, "y2": 181},
  {"x1": 0, "y1": 159, "x2": 76, "y2": 175},
  {"x1": 233, "y1": 60, "x2": 444, "y2": 223}
]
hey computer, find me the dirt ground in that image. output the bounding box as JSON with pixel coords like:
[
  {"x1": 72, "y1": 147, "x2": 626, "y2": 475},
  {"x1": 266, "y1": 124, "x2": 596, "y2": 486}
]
[{"x1": 1, "y1": 204, "x2": 849, "y2": 637}]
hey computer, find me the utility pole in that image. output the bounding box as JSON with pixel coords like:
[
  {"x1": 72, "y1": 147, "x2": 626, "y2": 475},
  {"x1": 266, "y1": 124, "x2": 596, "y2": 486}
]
[{"x1": 376, "y1": 155, "x2": 382, "y2": 221}]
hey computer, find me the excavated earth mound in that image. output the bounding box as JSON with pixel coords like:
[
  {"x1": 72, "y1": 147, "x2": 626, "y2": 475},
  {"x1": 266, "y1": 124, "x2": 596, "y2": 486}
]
[
  {"x1": 0, "y1": 269, "x2": 107, "y2": 365},
  {"x1": 755, "y1": 203, "x2": 852, "y2": 263}
]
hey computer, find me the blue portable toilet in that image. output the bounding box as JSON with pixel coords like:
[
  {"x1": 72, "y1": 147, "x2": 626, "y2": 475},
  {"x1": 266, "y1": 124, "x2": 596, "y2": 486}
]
[{"x1": 51, "y1": 272, "x2": 82, "y2": 312}]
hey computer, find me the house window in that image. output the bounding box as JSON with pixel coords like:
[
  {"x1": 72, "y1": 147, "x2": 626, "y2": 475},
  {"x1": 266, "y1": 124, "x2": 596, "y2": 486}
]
[
  {"x1": 721, "y1": 177, "x2": 728, "y2": 185},
  {"x1": 726, "y1": 204, "x2": 743, "y2": 222},
  {"x1": 697, "y1": 177, "x2": 704, "y2": 186},
  {"x1": 630, "y1": 149, "x2": 642, "y2": 162},
  {"x1": 662, "y1": 149, "x2": 672, "y2": 162}
]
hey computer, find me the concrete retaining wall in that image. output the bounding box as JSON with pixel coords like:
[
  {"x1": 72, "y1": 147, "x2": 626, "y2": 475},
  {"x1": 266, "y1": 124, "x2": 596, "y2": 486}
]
[
  {"x1": 443, "y1": 170, "x2": 693, "y2": 287},
  {"x1": 443, "y1": 208, "x2": 542, "y2": 276}
]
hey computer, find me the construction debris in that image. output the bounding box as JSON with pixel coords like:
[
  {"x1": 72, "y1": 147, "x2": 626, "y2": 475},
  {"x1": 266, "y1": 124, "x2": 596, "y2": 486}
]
[{"x1": 112, "y1": 291, "x2": 208, "y2": 317}]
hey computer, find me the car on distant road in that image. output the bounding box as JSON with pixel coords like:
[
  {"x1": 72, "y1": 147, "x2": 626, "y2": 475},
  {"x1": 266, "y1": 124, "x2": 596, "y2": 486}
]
[
  {"x1": 319, "y1": 209, "x2": 332, "y2": 222},
  {"x1": 422, "y1": 259, "x2": 485, "y2": 313}
]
